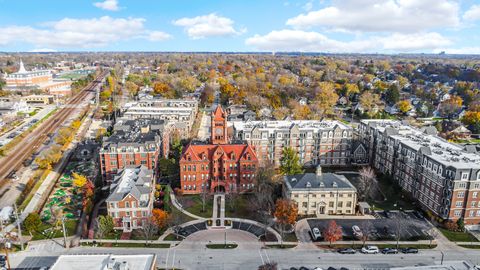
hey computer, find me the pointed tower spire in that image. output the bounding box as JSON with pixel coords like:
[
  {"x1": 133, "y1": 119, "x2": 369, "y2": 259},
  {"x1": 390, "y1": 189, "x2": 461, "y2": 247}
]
[{"x1": 18, "y1": 59, "x2": 27, "y2": 73}]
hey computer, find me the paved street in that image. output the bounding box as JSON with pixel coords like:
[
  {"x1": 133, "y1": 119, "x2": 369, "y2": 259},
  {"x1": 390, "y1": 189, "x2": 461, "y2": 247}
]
[{"x1": 9, "y1": 243, "x2": 480, "y2": 270}]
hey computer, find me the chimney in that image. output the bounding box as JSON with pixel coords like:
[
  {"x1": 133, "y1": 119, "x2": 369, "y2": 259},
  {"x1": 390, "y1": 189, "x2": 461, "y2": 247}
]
[{"x1": 316, "y1": 165, "x2": 322, "y2": 176}]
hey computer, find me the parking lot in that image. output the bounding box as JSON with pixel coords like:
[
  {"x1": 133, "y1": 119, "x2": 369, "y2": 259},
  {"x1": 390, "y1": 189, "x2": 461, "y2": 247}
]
[{"x1": 305, "y1": 211, "x2": 432, "y2": 242}]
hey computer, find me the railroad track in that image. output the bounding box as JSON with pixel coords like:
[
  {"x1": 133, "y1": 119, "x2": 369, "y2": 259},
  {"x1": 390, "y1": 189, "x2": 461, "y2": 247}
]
[{"x1": 0, "y1": 71, "x2": 108, "y2": 184}]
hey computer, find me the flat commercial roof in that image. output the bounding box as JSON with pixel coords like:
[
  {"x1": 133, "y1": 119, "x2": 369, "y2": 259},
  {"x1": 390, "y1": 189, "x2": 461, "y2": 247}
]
[{"x1": 50, "y1": 254, "x2": 156, "y2": 270}]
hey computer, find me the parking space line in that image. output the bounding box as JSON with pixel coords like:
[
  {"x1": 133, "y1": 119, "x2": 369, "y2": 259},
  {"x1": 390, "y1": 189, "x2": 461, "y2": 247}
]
[
  {"x1": 263, "y1": 249, "x2": 270, "y2": 264},
  {"x1": 258, "y1": 249, "x2": 265, "y2": 265}
]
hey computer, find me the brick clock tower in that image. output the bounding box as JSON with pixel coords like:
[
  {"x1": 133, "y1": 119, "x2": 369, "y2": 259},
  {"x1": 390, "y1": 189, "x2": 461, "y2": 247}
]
[{"x1": 211, "y1": 106, "x2": 228, "y2": 144}]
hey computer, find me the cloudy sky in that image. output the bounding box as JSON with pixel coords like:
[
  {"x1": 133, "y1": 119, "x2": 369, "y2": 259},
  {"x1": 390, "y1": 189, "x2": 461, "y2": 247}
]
[{"x1": 1, "y1": 0, "x2": 480, "y2": 54}]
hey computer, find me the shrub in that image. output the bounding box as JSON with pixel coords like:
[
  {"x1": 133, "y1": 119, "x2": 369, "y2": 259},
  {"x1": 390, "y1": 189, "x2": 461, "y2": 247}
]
[{"x1": 444, "y1": 220, "x2": 459, "y2": 231}]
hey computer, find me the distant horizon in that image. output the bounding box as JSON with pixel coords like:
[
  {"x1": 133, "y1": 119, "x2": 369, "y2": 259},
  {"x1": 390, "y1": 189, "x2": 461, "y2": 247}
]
[{"x1": 1, "y1": 51, "x2": 480, "y2": 57}]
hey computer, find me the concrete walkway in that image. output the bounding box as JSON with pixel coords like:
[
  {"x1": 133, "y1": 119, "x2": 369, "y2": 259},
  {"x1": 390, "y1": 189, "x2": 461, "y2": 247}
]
[
  {"x1": 169, "y1": 191, "x2": 206, "y2": 220},
  {"x1": 212, "y1": 194, "x2": 225, "y2": 227},
  {"x1": 169, "y1": 189, "x2": 282, "y2": 242}
]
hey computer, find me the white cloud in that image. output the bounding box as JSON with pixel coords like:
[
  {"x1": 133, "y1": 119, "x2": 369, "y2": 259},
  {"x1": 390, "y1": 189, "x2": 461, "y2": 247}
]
[
  {"x1": 464, "y1": 5, "x2": 480, "y2": 21},
  {"x1": 147, "y1": 31, "x2": 172, "y2": 41},
  {"x1": 173, "y1": 13, "x2": 245, "y2": 39},
  {"x1": 29, "y1": 48, "x2": 57, "y2": 53},
  {"x1": 94, "y1": 0, "x2": 120, "y2": 11},
  {"x1": 245, "y1": 30, "x2": 451, "y2": 53},
  {"x1": 0, "y1": 16, "x2": 170, "y2": 48},
  {"x1": 286, "y1": 0, "x2": 460, "y2": 33},
  {"x1": 303, "y1": 1, "x2": 313, "y2": 11}
]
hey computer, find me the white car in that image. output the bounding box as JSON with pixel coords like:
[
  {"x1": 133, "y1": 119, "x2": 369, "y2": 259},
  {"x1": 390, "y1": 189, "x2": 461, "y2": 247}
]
[
  {"x1": 352, "y1": 225, "x2": 363, "y2": 239},
  {"x1": 311, "y1": 227, "x2": 322, "y2": 240},
  {"x1": 361, "y1": 245, "x2": 379, "y2": 254}
]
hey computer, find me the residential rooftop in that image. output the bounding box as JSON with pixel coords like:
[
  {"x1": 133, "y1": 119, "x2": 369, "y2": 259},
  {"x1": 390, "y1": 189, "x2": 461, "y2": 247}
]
[
  {"x1": 233, "y1": 120, "x2": 352, "y2": 132},
  {"x1": 106, "y1": 165, "x2": 153, "y2": 205},
  {"x1": 361, "y1": 119, "x2": 480, "y2": 169},
  {"x1": 284, "y1": 167, "x2": 356, "y2": 192}
]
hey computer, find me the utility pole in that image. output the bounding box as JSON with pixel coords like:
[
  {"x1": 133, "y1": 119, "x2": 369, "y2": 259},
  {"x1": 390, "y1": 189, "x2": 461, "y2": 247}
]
[
  {"x1": 61, "y1": 216, "x2": 68, "y2": 249},
  {"x1": 13, "y1": 204, "x2": 23, "y2": 251}
]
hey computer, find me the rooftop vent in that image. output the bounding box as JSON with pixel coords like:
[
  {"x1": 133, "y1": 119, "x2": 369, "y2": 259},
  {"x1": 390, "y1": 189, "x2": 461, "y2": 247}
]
[{"x1": 306, "y1": 181, "x2": 312, "y2": 188}]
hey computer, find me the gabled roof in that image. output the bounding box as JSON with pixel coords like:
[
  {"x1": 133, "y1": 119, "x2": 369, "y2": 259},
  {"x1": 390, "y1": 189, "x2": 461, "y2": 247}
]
[
  {"x1": 181, "y1": 142, "x2": 258, "y2": 163},
  {"x1": 106, "y1": 165, "x2": 153, "y2": 203}
]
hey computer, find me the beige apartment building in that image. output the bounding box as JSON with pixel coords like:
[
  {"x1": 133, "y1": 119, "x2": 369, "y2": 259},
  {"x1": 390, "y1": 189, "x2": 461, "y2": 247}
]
[
  {"x1": 284, "y1": 166, "x2": 358, "y2": 216},
  {"x1": 232, "y1": 120, "x2": 355, "y2": 167}
]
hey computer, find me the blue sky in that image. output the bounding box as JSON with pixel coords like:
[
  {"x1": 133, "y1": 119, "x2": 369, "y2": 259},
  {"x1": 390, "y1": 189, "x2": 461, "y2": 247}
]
[{"x1": 1, "y1": 0, "x2": 480, "y2": 53}]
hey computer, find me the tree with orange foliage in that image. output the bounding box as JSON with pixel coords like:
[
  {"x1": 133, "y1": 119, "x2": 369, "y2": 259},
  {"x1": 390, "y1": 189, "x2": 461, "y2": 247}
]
[
  {"x1": 462, "y1": 111, "x2": 480, "y2": 133},
  {"x1": 323, "y1": 220, "x2": 343, "y2": 246},
  {"x1": 152, "y1": 209, "x2": 169, "y2": 230},
  {"x1": 274, "y1": 199, "x2": 298, "y2": 246}
]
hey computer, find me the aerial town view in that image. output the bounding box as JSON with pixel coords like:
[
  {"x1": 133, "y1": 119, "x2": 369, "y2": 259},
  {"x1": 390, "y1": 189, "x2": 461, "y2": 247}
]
[{"x1": 1, "y1": 1, "x2": 480, "y2": 270}]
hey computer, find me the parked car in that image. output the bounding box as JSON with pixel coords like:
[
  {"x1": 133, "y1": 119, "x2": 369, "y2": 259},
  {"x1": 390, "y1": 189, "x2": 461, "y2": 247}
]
[
  {"x1": 0, "y1": 255, "x2": 6, "y2": 267},
  {"x1": 338, "y1": 248, "x2": 356, "y2": 254},
  {"x1": 401, "y1": 247, "x2": 419, "y2": 254},
  {"x1": 384, "y1": 210, "x2": 391, "y2": 218},
  {"x1": 381, "y1": 248, "x2": 398, "y2": 254},
  {"x1": 361, "y1": 245, "x2": 379, "y2": 254},
  {"x1": 311, "y1": 227, "x2": 322, "y2": 240},
  {"x1": 313, "y1": 268, "x2": 323, "y2": 270},
  {"x1": 299, "y1": 267, "x2": 310, "y2": 270},
  {"x1": 352, "y1": 225, "x2": 363, "y2": 239}
]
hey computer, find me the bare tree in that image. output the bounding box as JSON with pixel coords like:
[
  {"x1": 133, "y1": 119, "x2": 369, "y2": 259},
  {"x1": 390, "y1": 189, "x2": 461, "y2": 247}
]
[
  {"x1": 358, "y1": 220, "x2": 376, "y2": 246},
  {"x1": 392, "y1": 214, "x2": 409, "y2": 249},
  {"x1": 250, "y1": 165, "x2": 277, "y2": 237},
  {"x1": 358, "y1": 167, "x2": 377, "y2": 200},
  {"x1": 201, "y1": 181, "x2": 209, "y2": 213},
  {"x1": 426, "y1": 227, "x2": 439, "y2": 248},
  {"x1": 226, "y1": 192, "x2": 238, "y2": 213},
  {"x1": 141, "y1": 219, "x2": 159, "y2": 246}
]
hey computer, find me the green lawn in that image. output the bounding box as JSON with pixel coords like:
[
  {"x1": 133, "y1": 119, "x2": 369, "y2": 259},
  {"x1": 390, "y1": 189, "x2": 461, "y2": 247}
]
[
  {"x1": 164, "y1": 233, "x2": 182, "y2": 241},
  {"x1": 32, "y1": 220, "x2": 78, "y2": 240},
  {"x1": 206, "y1": 243, "x2": 238, "y2": 249},
  {"x1": 177, "y1": 194, "x2": 213, "y2": 218},
  {"x1": 82, "y1": 242, "x2": 170, "y2": 248},
  {"x1": 439, "y1": 228, "x2": 479, "y2": 242},
  {"x1": 266, "y1": 244, "x2": 297, "y2": 249}
]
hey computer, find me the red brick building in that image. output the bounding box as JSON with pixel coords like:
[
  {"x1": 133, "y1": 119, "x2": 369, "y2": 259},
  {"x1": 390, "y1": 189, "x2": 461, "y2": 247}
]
[
  {"x1": 180, "y1": 106, "x2": 259, "y2": 194},
  {"x1": 99, "y1": 118, "x2": 169, "y2": 182}
]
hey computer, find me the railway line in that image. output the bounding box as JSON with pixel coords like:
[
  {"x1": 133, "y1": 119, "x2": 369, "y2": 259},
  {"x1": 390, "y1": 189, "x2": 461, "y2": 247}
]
[{"x1": 0, "y1": 70, "x2": 108, "y2": 185}]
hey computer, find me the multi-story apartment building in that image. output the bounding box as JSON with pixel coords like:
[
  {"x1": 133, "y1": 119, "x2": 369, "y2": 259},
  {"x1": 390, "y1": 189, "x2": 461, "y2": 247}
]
[
  {"x1": 284, "y1": 166, "x2": 358, "y2": 216},
  {"x1": 358, "y1": 119, "x2": 480, "y2": 224},
  {"x1": 123, "y1": 98, "x2": 198, "y2": 137},
  {"x1": 99, "y1": 118, "x2": 169, "y2": 181},
  {"x1": 106, "y1": 165, "x2": 154, "y2": 231},
  {"x1": 232, "y1": 120, "x2": 355, "y2": 167},
  {"x1": 180, "y1": 106, "x2": 259, "y2": 194}
]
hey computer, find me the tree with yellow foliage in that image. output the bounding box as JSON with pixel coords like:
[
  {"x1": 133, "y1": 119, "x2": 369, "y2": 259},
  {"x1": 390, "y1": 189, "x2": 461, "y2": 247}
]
[
  {"x1": 314, "y1": 82, "x2": 339, "y2": 117},
  {"x1": 73, "y1": 172, "x2": 88, "y2": 188},
  {"x1": 397, "y1": 100, "x2": 412, "y2": 114}
]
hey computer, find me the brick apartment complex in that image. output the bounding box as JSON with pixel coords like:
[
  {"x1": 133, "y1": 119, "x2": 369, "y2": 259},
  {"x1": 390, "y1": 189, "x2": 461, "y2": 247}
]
[
  {"x1": 99, "y1": 118, "x2": 169, "y2": 181},
  {"x1": 232, "y1": 120, "x2": 356, "y2": 167},
  {"x1": 358, "y1": 119, "x2": 480, "y2": 224},
  {"x1": 180, "y1": 106, "x2": 259, "y2": 194},
  {"x1": 123, "y1": 98, "x2": 198, "y2": 138},
  {"x1": 106, "y1": 165, "x2": 154, "y2": 231}
]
